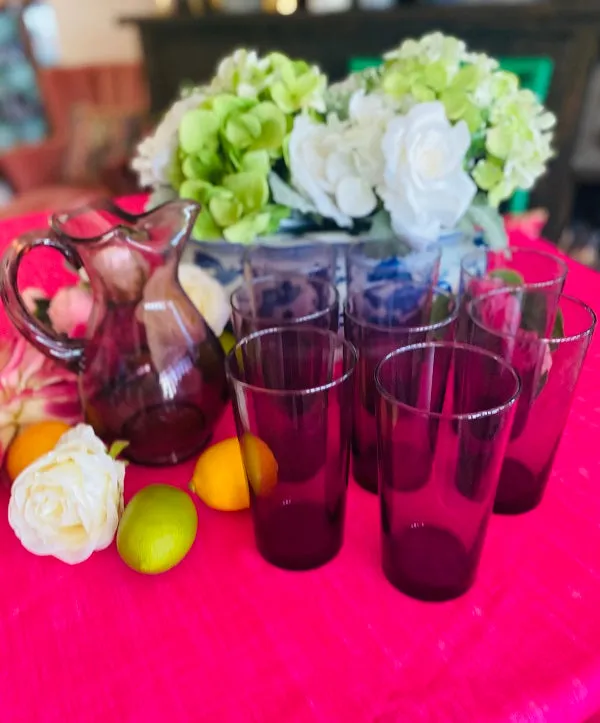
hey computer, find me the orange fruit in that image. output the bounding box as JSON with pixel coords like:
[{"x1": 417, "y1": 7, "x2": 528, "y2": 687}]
[
  {"x1": 240, "y1": 434, "x2": 279, "y2": 497},
  {"x1": 6, "y1": 420, "x2": 71, "y2": 482},
  {"x1": 189, "y1": 435, "x2": 278, "y2": 511}
]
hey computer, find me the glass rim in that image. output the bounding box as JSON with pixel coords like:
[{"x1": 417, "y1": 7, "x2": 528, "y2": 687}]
[
  {"x1": 344, "y1": 283, "x2": 457, "y2": 334},
  {"x1": 226, "y1": 325, "x2": 358, "y2": 397},
  {"x1": 460, "y1": 245, "x2": 569, "y2": 292},
  {"x1": 468, "y1": 289, "x2": 597, "y2": 345},
  {"x1": 374, "y1": 340, "x2": 521, "y2": 422},
  {"x1": 230, "y1": 272, "x2": 340, "y2": 327}
]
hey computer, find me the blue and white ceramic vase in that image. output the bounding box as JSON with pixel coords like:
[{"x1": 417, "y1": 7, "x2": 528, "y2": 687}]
[{"x1": 182, "y1": 227, "x2": 489, "y2": 305}]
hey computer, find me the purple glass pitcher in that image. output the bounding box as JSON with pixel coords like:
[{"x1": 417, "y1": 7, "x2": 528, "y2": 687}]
[{"x1": 0, "y1": 200, "x2": 229, "y2": 466}]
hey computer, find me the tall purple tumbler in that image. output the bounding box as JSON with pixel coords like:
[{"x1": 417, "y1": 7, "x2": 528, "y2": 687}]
[
  {"x1": 227, "y1": 327, "x2": 357, "y2": 570},
  {"x1": 467, "y1": 288, "x2": 596, "y2": 514},
  {"x1": 344, "y1": 281, "x2": 457, "y2": 493},
  {"x1": 375, "y1": 342, "x2": 520, "y2": 601}
]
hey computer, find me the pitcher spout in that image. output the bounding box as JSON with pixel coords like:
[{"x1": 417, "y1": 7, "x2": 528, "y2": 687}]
[{"x1": 51, "y1": 198, "x2": 201, "y2": 254}]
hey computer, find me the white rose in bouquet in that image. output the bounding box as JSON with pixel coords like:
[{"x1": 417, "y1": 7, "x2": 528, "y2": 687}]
[
  {"x1": 378, "y1": 101, "x2": 476, "y2": 243},
  {"x1": 8, "y1": 425, "x2": 125, "y2": 565}
]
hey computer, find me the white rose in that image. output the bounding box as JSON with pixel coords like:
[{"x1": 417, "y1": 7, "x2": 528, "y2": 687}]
[
  {"x1": 378, "y1": 101, "x2": 477, "y2": 243},
  {"x1": 289, "y1": 114, "x2": 378, "y2": 227},
  {"x1": 8, "y1": 424, "x2": 125, "y2": 565},
  {"x1": 178, "y1": 263, "x2": 231, "y2": 338}
]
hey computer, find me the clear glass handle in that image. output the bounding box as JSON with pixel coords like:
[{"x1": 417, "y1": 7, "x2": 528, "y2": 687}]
[{"x1": 0, "y1": 231, "x2": 85, "y2": 370}]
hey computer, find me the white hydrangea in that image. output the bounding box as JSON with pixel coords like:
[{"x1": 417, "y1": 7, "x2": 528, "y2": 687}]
[{"x1": 131, "y1": 87, "x2": 208, "y2": 189}]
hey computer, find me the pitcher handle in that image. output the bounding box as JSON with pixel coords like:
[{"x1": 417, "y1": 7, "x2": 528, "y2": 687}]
[{"x1": 0, "y1": 231, "x2": 85, "y2": 371}]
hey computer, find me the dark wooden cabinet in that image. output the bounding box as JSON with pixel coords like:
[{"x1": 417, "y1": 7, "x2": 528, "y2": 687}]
[{"x1": 123, "y1": 4, "x2": 600, "y2": 243}]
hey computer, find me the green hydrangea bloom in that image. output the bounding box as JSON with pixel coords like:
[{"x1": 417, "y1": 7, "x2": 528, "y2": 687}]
[
  {"x1": 377, "y1": 32, "x2": 555, "y2": 209},
  {"x1": 174, "y1": 91, "x2": 290, "y2": 243}
]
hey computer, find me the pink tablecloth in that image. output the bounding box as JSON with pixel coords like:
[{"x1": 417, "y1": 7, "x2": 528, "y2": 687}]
[{"x1": 1, "y1": 204, "x2": 600, "y2": 723}]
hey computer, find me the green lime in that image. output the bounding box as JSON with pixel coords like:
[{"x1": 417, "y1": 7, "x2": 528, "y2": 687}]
[
  {"x1": 488, "y1": 268, "x2": 525, "y2": 286},
  {"x1": 117, "y1": 484, "x2": 198, "y2": 574}
]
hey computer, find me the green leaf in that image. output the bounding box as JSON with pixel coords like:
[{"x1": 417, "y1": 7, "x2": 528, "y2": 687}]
[
  {"x1": 552, "y1": 308, "x2": 565, "y2": 339},
  {"x1": 179, "y1": 109, "x2": 220, "y2": 154},
  {"x1": 429, "y1": 293, "x2": 453, "y2": 325},
  {"x1": 264, "y1": 204, "x2": 291, "y2": 233},
  {"x1": 108, "y1": 440, "x2": 129, "y2": 460},
  {"x1": 462, "y1": 201, "x2": 509, "y2": 250}
]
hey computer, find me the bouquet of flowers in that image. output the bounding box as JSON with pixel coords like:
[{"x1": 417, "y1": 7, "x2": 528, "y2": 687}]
[{"x1": 132, "y1": 33, "x2": 555, "y2": 249}]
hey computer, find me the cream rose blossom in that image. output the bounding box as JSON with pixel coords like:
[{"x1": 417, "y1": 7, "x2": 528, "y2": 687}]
[
  {"x1": 8, "y1": 424, "x2": 125, "y2": 565},
  {"x1": 378, "y1": 101, "x2": 477, "y2": 244}
]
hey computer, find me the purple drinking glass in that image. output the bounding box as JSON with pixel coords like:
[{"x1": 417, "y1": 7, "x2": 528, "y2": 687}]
[
  {"x1": 344, "y1": 281, "x2": 458, "y2": 494},
  {"x1": 227, "y1": 327, "x2": 357, "y2": 570},
  {"x1": 467, "y1": 289, "x2": 596, "y2": 514},
  {"x1": 458, "y1": 247, "x2": 569, "y2": 344},
  {"x1": 375, "y1": 342, "x2": 520, "y2": 601},
  {"x1": 230, "y1": 273, "x2": 339, "y2": 339}
]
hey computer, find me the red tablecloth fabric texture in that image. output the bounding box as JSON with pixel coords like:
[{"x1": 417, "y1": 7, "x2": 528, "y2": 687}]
[{"x1": 1, "y1": 202, "x2": 600, "y2": 723}]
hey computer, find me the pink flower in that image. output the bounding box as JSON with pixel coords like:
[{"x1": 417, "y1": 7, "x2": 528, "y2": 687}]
[
  {"x1": 0, "y1": 334, "x2": 82, "y2": 469},
  {"x1": 479, "y1": 290, "x2": 522, "y2": 337},
  {"x1": 48, "y1": 286, "x2": 93, "y2": 338}
]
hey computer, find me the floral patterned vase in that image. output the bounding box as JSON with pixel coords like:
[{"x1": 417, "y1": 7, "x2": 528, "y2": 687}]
[{"x1": 182, "y1": 228, "x2": 490, "y2": 305}]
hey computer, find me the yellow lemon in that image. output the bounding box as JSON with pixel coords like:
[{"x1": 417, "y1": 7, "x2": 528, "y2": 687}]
[
  {"x1": 117, "y1": 484, "x2": 198, "y2": 575},
  {"x1": 190, "y1": 435, "x2": 278, "y2": 511},
  {"x1": 219, "y1": 330, "x2": 237, "y2": 355},
  {"x1": 6, "y1": 420, "x2": 71, "y2": 482}
]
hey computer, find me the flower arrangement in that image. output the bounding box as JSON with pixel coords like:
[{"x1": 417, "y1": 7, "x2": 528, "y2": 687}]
[{"x1": 132, "y1": 33, "x2": 555, "y2": 249}]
